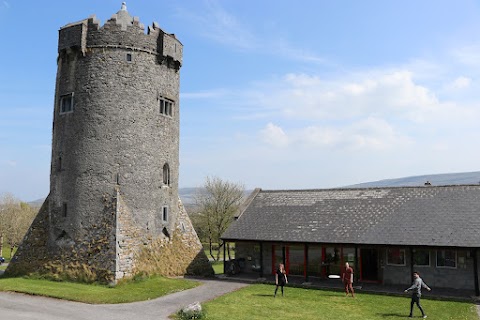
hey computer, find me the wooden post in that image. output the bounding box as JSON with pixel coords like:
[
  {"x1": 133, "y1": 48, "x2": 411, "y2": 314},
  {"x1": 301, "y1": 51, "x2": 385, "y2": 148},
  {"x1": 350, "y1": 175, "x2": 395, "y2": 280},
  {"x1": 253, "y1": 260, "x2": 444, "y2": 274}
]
[
  {"x1": 305, "y1": 243, "x2": 309, "y2": 282},
  {"x1": 354, "y1": 246, "x2": 359, "y2": 282},
  {"x1": 410, "y1": 247, "x2": 414, "y2": 281},
  {"x1": 259, "y1": 242, "x2": 264, "y2": 278},
  {"x1": 223, "y1": 240, "x2": 227, "y2": 274},
  {"x1": 473, "y1": 249, "x2": 479, "y2": 296}
]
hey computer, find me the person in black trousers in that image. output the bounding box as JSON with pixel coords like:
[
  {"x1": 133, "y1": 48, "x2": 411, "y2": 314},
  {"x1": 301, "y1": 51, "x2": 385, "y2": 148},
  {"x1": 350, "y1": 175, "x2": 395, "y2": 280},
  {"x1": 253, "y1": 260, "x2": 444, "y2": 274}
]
[
  {"x1": 404, "y1": 271, "x2": 431, "y2": 318},
  {"x1": 274, "y1": 263, "x2": 288, "y2": 297}
]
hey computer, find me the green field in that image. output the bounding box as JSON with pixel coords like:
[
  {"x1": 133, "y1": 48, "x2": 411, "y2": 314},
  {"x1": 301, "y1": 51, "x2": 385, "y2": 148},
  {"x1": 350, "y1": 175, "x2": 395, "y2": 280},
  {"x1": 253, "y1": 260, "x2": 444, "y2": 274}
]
[
  {"x1": 0, "y1": 275, "x2": 199, "y2": 304},
  {"x1": 201, "y1": 284, "x2": 479, "y2": 320}
]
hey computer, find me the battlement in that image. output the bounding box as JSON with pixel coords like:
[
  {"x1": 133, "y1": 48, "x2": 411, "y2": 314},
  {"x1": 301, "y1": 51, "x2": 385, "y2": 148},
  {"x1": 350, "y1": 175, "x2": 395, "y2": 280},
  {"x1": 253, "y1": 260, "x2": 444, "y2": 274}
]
[{"x1": 58, "y1": 3, "x2": 182, "y2": 67}]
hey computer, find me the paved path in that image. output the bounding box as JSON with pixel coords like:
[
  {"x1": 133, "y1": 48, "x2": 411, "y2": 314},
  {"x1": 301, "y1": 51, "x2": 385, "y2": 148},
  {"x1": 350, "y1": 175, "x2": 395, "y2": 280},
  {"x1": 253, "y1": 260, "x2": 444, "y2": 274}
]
[{"x1": 0, "y1": 278, "x2": 248, "y2": 320}]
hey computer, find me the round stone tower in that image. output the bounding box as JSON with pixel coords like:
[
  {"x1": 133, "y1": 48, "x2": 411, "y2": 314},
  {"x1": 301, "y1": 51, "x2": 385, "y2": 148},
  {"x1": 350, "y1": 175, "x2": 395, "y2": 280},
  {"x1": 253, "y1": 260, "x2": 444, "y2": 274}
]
[{"x1": 7, "y1": 3, "x2": 212, "y2": 282}]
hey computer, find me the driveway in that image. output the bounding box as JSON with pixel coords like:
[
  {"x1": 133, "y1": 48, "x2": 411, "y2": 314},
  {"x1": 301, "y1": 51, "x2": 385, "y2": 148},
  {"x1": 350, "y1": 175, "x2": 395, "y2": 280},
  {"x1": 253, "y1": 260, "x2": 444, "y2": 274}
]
[{"x1": 0, "y1": 278, "x2": 248, "y2": 320}]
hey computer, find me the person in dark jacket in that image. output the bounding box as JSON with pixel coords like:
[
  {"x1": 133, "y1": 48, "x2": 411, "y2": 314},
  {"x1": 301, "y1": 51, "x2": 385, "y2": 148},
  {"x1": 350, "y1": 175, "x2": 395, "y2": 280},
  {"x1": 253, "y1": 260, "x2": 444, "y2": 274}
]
[
  {"x1": 274, "y1": 263, "x2": 288, "y2": 297},
  {"x1": 404, "y1": 271, "x2": 431, "y2": 318}
]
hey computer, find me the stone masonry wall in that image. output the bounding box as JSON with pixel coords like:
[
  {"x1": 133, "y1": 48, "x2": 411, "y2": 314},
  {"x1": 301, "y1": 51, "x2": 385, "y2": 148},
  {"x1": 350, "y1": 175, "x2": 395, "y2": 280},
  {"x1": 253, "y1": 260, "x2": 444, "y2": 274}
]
[{"x1": 7, "y1": 5, "x2": 206, "y2": 283}]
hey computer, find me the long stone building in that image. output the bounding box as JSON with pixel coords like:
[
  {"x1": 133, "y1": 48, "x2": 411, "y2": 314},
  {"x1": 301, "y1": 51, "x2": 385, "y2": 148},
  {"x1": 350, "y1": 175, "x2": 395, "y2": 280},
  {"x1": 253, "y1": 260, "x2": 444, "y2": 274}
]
[
  {"x1": 6, "y1": 3, "x2": 212, "y2": 283},
  {"x1": 222, "y1": 185, "x2": 480, "y2": 295}
]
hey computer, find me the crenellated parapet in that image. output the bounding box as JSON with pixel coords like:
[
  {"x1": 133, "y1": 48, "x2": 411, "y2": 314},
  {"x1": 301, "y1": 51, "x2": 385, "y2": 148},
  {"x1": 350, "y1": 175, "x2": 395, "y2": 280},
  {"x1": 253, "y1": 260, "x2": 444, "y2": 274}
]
[{"x1": 57, "y1": 3, "x2": 182, "y2": 69}]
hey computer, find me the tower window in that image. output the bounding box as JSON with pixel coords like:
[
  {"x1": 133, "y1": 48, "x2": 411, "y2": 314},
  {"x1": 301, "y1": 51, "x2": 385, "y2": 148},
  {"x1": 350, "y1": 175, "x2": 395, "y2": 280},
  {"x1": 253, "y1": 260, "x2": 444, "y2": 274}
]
[
  {"x1": 58, "y1": 156, "x2": 62, "y2": 171},
  {"x1": 159, "y1": 97, "x2": 173, "y2": 116},
  {"x1": 163, "y1": 163, "x2": 170, "y2": 186},
  {"x1": 63, "y1": 203, "x2": 68, "y2": 217},
  {"x1": 162, "y1": 206, "x2": 168, "y2": 222},
  {"x1": 126, "y1": 53, "x2": 132, "y2": 62},
  {"x1": 60, "y1": 93, "x2": 74, "y2": 114}
]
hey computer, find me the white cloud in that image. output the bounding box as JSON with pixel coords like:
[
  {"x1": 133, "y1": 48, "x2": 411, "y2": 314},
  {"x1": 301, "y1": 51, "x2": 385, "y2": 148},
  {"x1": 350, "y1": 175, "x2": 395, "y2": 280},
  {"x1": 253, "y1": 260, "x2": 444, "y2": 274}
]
[
  {"x1": 451, "y1": 45, "x2": 480, "y2": 67},
  {"x1": 259, "y1": 123, "x2": 289, "y2": 147},
  {"x1": 176, "y1": 1, "x2": 256, "y2": 50},
  {"x1": 176, "y1": 1, "x2": 327, "y2": 64},
  {"x1": 449, "y1": 76, "x2": 471, "y2": 89},
  {"x1": 259, "y1": 117, "x2": 411, "y2": 151}
]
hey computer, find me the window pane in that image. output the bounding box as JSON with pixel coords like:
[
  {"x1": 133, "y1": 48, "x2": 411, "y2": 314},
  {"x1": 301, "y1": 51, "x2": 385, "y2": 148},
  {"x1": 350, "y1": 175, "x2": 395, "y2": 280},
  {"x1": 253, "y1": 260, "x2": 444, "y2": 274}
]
[
  {"x1": 288, "y1": 245, "x2": 304, "y2": 276},
  {"x1": 61, "y1": 95, "x2": 73, "y2": 113},
  {"x1": 387, "y1": 249, "x2": 405, "y2": 265},
  {"x1": 324, "y1": 247, "x2": 341, "y2": 276},
  {"x1": 413, "y1": 250, "x2": 430, "y2": 266},
  {"x1": 436, "y1": 250, "x2": 456, "y2": 268},
  {"x1": 307, "y1": 246, "x2": 322, "y2": 277}
]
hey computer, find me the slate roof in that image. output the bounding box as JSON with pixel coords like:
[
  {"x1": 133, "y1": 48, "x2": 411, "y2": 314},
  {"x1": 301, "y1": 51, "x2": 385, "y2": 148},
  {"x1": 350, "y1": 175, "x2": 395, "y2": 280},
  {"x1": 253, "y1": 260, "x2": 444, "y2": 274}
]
[{"x1": 221, "y1": 185, "x2": 480, "y2": 248}]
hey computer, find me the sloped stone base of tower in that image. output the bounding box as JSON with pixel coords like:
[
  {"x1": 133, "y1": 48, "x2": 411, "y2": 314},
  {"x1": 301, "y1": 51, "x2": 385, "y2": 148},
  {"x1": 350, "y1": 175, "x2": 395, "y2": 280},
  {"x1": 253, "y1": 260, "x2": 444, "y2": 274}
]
[
  {"x1": 7, "y1": 191, "x2": 213, "y2": 283},
  {"x1": 116, "y1": 191, "x2": 213, "y2": 278},
  {"x1": 5, "y1": 195, "x2": 117, "y2": 283}
]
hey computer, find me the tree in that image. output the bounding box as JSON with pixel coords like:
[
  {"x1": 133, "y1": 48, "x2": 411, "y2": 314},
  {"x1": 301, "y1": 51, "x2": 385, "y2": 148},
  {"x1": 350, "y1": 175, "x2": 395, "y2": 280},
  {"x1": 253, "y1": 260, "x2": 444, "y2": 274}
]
[
  {"x1": 194, "y1": 177, "x2": 245, "y2": 261},
  {"x1": 0, "y1": 193, "x2": 37, "y2": 258},
  {"x1": 6, "y1": 202, "x2": 37, "y2": 257}
]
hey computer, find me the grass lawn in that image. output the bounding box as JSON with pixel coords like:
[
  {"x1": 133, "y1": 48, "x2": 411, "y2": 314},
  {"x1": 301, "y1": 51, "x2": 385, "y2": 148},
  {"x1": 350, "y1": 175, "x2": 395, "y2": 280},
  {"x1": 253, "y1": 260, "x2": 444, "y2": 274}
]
[
  {"x1": 0, "y1": 275, "x2": 199, "y2": 304},
  {"x1": 202, "y1": 284, "x2": 479, "y2": 320},
  {"x1": 211, "y1": 261, "x2": 224, "y2": 274}
]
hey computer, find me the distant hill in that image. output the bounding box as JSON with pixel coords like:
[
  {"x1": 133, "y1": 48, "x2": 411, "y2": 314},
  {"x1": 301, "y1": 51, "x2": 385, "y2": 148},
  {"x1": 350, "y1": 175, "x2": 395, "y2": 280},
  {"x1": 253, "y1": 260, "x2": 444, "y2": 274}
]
[
  {"x1": 347, "y1": 171, "x2": 480, "y2": 188},
  {"x1": 27, "y1": 171, "x2": 480, "y2": 207}
]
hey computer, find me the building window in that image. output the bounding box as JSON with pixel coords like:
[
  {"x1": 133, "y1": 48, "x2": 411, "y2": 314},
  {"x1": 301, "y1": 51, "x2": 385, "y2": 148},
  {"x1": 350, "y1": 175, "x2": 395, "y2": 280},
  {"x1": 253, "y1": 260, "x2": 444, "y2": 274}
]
[
  {"x1": 63, "y1": 203, "x2": 68, "y2": 217},
  {"x1": 163, "y1": 163, "x2": 170, "y2": 186},
  {"x1": 386, "y1": 248, "x2": 406, "y2": 266},
  {"x1": 60, "y1": 93, "x2": 74, "y2": 114},
  {"x1": 58, "y1": 156, "x2": 63, "y2": 171},
  {"x1": 126, "y1": 53, "x2": 132, "y2": 62},
  {"x1": 436, "y1": 250, "x2": 457, "y2": 268},
  {"x1": 159, "y1": 97, "x2": 173, "y2": 116},
  {"x1": 162, "y1": 206, "x2": 168, "y2": 222},
  {"x1": 413, "y1": 249, "x2": 430, "y2": 267}
]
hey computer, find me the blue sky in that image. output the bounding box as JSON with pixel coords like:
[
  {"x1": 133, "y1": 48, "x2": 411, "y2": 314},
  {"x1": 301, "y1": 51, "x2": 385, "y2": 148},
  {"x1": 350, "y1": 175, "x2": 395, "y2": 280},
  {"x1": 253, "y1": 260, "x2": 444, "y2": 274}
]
[{"x1": 2, "y1": 1, "x2": 480, "y2": 201}]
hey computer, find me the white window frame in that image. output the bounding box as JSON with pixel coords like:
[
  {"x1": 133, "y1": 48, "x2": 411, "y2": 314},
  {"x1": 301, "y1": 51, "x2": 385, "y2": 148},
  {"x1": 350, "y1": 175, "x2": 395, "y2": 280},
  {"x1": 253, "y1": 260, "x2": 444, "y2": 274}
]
[
  {"x1": 386, "y1": 248, "x2": 406, "y2": 266},
  {"x1": 60, "y1": 93, "x2": 74, "y2": 114},
  {"x1": 436, "y1": 249, "x2": 457, "y2": 269},
  {"x1": 413, "y1": 249, "x2": 430, "y2": 267},
  {"x1": 159, "y1": 97, "x2": 174, "y2": 117}
]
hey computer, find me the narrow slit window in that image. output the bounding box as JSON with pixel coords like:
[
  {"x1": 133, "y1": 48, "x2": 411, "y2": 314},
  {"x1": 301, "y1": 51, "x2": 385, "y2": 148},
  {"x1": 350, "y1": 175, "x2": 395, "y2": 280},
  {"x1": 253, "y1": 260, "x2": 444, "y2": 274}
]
[
  {"x1": 58, "y1": 156, "x2": 62, "y2": 171},
  {"x1": 162, "y1": 206, "x2": 168, "y2": 222},
  {"x1": 163, "y1": 163, "x2": 170, "y2": 185},
  {"x1": 126, "y1": 53, "x2": 132, "y2": 62},
  {"x1": 63, "y1": 203, "x2": 68, "y2": 217}
]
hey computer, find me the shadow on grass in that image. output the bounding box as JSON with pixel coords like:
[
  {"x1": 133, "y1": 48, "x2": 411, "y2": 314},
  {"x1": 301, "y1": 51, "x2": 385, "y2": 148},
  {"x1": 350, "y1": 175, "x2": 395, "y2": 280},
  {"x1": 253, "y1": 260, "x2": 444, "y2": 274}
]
[{"x1": 376, "y1": 313, "x2": 409, "y2": 318}]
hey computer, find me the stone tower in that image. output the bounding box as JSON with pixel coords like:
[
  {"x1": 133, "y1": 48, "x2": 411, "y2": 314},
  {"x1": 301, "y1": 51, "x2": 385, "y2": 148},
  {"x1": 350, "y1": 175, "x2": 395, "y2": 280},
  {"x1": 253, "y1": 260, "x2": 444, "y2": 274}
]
[{"x1": 7, "y1": 3, "x2": 212, "y2": 282}]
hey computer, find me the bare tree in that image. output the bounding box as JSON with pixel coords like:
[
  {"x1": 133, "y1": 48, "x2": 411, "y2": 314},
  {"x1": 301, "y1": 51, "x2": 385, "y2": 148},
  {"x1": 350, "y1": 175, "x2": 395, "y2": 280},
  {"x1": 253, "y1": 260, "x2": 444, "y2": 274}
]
[
  {"x1": 0, "y1": 193, "x2": 17, "y2": 257},
  {"x1": 194, "y1": 177, "x2": 244, "y2": 261},
  {"x1": 6, "y1": 202, "x2": 37, "y2": 257},
  {"x1": 0, "y1": 194, "x2": 37, "y2": 258}
]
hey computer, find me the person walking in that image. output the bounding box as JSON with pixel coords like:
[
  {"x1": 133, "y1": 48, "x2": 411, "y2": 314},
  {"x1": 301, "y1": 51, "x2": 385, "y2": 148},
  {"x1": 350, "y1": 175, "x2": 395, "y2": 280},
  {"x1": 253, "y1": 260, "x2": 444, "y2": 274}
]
[
  {"x1": 342, "y1": 262, "x2": 355, "y2": 297},
  {"x1": 274, "y1": 263, "x2": 288, "y2": 297},
  {"x1": 404, "y1": 271, "x2": 431, "y2": 318}
]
